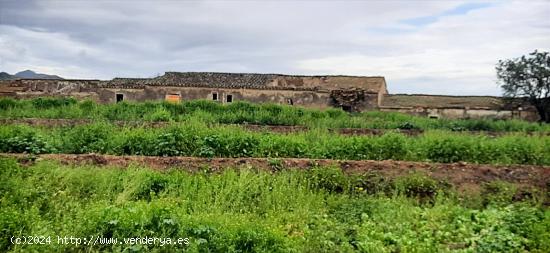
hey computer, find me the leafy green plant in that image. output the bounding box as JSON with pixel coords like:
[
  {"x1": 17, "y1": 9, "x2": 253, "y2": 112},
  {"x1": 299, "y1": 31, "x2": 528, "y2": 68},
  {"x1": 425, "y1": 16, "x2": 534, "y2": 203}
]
[
  {"x1": 0, "y1": 134, "x2": 53, "y2": 154},
  {"x1": 0, "y1": 98, "x2": 18, "y2": 110},
  {"x1": 145, "y1": 107, "x2": 172, "y2": 122},
  {"x1": 31, "y1": 97, "x2": 77, "y2": 109},
  {"x1": 394, "y1": 173, "x2": 440, "y2": 203},
  {"x1": 482, "y1": 181, "x2": 517, "y2": 206},
  {"x1": 307, "y1": 167, "x2": 350, "y2": 193}
]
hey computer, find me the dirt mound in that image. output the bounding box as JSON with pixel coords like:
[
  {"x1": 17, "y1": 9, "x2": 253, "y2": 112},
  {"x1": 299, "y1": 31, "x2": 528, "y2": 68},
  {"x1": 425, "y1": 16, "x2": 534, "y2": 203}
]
[{"x1": 2, "y1": 153, "x2": 548, "y2": 192}]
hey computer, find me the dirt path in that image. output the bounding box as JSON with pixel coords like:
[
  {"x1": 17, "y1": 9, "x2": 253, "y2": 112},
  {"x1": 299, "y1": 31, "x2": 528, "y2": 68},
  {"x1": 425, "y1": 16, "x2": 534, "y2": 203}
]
[{"x1": 2, "y1": 153, "x2": 549, "y2": 192}]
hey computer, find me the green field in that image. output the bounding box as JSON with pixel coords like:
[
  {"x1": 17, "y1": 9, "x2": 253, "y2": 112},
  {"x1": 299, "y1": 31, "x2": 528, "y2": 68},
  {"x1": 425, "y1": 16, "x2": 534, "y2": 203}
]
[
  {"x1": 1, "y1": 122, "x2": 549, "y2": 165},
  {"x1": 1, "y1": 98, "x2": 549, "y2": 252},
  {"x1": 1, "y1": 158, "x2": 549, "y2": 252},
  {"x1": 1, "y1": 97, "x2": 549, "y2": 132}
]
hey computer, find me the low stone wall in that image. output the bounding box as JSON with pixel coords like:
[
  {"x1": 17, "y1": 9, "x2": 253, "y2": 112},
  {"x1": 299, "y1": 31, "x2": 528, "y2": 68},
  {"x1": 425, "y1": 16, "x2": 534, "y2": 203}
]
[{"x1": 380, "y1": 106, "x2": 539, "y2": 121}]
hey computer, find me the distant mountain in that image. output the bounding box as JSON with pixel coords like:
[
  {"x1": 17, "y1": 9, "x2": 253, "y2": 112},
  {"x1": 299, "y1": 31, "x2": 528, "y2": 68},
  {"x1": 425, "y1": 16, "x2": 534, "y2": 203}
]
[
  {"x1": 0, "y1": 70, "x2": 63, "y2": 80},
  {"x1": 14, "y1": 70, "x2": 63, "y2": 79},
  {"x1": 0, "y1": 72, "x2": 13, "y2": 80}
]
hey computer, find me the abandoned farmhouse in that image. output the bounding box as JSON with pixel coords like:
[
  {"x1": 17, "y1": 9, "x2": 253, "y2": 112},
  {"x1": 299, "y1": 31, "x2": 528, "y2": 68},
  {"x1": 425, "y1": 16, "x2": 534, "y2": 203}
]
[{"x1": 0, "y1": 72, "x2": 539, "y2": 121}]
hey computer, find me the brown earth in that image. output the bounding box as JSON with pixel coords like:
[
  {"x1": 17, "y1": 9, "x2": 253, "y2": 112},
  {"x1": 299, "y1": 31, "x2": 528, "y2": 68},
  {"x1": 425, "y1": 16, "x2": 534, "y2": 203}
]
[{"x1": 2, "y1": 153, "x2": 549, "y2": 193}]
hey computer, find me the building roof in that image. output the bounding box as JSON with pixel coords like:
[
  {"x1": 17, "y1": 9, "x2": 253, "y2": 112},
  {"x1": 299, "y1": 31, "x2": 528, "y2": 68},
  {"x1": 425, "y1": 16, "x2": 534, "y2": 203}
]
[
  {"x1": 101, "y1": 72, "x2": 387, "y2": 92},
  {"x1": 381, "y1": 94, "x2": 529, "y2": 110},
  {"x1": 3, "y1": 72, "x2": 387, "y2": 93}
]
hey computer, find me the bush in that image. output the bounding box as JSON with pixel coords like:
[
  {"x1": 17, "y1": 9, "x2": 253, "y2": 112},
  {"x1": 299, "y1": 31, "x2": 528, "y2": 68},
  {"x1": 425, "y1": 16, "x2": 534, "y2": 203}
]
[
  {"x1": 0, "y1": 133, "x2": 53, "y2": 154},
  {"x1": 394, "y1": 173, "x2": 440, "y2": 203},
  {"x1": 145, "y1": 107, "x2": 172, "y2": 122},
  {"x1": 0, "y1": 98, "x2": 18, "y2": 110},
  {"x1": 152, "y1": 127, "x2": 200, "y2": 156},
  {"x1": 61, "y1": 123, "x2": 113, "y2": 154},
  {"x1": 424, "y1": 137, "x2": 472, "y2": 163},
  {"x1": 78, "y1": 100, "x2": 96, "y2": 112},
  {"x1": 482, "y1": 181, "x2": 517, "y2": 206},
  {"x1": 32, "y1": 97, "x2": 77, "y2": 109},
  {"x1": 119, "y1": 169, "x2": 169, "y2": 201},
  {"x1": 307, "y1": 167, "x2": 350, "y2": 193}
]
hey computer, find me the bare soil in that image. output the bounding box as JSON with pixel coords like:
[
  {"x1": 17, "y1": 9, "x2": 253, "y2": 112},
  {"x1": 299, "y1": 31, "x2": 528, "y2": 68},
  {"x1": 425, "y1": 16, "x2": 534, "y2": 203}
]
[{"x1": 2, "y1": 153, "x2": 549, "y2": 193}]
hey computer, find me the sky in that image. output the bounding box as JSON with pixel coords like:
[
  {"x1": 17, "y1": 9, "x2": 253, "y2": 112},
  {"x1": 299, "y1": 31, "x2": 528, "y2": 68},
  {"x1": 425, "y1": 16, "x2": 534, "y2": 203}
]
[{"x1": 0, "y1": 0, "x2": 549, "y2": 95}]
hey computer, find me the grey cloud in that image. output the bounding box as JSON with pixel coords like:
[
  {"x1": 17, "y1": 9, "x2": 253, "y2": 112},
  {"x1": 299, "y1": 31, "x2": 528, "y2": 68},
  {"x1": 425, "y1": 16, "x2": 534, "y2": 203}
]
[{"x1": 0, "y1": 0, "x2": 548, "y2": 95}]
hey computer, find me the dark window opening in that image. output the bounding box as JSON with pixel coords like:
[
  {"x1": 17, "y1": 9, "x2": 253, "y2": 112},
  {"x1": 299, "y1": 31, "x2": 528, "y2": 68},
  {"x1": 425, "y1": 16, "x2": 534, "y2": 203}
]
[
  {"x1": 116, "y1": 93, "x2": 124, "y2": 103},
  {"x1": 226, "y1": 94, "x2": 233, "y2": 103},
  {"x1": 342, "y1": 105, "x2": 352, "y2": 112},
  {"x1": 287, "y1": 98, "x2": 293, "y2": 105},
  {"x1": 212, "y1": 93, "x2": 218, "y2": 101}
]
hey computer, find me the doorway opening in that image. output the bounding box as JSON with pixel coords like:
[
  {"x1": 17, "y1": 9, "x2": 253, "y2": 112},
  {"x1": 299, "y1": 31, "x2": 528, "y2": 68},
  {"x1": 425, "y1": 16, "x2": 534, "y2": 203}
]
[{"x1": 116, "y1": 93, "x2": 124, "y2": 103}]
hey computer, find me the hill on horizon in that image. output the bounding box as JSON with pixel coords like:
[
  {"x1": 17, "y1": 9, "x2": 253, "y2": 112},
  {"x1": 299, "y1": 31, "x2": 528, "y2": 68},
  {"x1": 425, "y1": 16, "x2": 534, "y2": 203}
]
[{"x1": 0, "y1": 70, "x2": 63, "y2": 80}]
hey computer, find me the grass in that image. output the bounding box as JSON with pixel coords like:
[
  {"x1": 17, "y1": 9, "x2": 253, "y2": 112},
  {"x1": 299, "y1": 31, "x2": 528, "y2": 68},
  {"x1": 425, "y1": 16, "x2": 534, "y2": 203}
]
[
  {"x1": 1, "y1": 122, "x2": 549, "y2": 165},
  {"x1": 1, "y1": 158, "x2": 549, "y2": 252},
  {"x1": 2, "y1": 97, "x2": 549, "y2": 252},
  {"x1": 1, "y1": 97, "x2": 549, "y2": 132}
]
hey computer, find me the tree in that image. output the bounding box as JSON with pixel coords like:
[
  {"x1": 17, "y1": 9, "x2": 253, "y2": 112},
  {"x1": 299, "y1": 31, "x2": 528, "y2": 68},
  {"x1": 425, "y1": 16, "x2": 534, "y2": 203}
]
[{"x1": 496, "y1": 50, "x2": 550, "y2": 122}]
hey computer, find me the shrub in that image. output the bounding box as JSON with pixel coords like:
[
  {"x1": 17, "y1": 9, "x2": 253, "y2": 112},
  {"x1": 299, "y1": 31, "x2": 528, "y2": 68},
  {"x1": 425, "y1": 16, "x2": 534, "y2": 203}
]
[
  {"x1": 32, "y1": 97, "x2": 76, "y2": 109},
  {"x1": 307, "y1": 167, "x2": 350, "y2": 193},
  {"x1": 119, "y1": 169, "x2": 169, "y2": 201},
  {"x1": 394, "y1": 173, "x2": 439, "y2": 203},
  {"x1": 78, "y1": 100, "x2": 96, "y2": 112},
  {"x1": 61, "y1": 123, "x2": 113, "y2": 154},
  {"x1": 152, "y1": 127, "x2": 200, "y2": 156},
  {"x1": 482, "y1": 181, "x2": 517, "y2": 206},
  {"x1": 425, "y1": 137, "x2": 472, "y2": 163},
  {"x1": 0, "y1": 98, "x2": 18, "y2": 110},
  {"x1": 0, "y1": 133, "x2": 53, "y2": 154},
  {"x1": 115, "y1": 132, "x2": 154, "y2": 155},
  {"x1": 375, "y1": 133, "x2": 408, "y2": 160},
  {"x1": 145, "y1": 107, "x2": 172, "y2": 121}
]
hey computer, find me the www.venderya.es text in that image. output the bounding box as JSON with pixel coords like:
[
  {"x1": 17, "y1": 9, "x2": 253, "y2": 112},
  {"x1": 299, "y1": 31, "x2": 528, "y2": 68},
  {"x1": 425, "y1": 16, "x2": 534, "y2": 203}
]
[{"x1": 11, "y1": 236, "x2": 190, "y2": 247}]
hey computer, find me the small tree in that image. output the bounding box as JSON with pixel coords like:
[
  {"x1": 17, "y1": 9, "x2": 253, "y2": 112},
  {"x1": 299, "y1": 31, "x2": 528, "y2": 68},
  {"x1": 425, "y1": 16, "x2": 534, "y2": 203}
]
[{"x1": 496, "y1": 50, "x2": 550, "y2": 122}]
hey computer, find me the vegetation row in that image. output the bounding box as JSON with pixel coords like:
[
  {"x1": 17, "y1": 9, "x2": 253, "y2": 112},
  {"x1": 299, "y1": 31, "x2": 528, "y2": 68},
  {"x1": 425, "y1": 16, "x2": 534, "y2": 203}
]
[
  {"x1": 1, "y1": 97, "x2": 549, "y2": 132},
  {"x1": 1, "y1": 122, "x2": 549, "y2": 165},
  {"x1": 1, "y1": 158, "x2": 548, "y2": 252}
]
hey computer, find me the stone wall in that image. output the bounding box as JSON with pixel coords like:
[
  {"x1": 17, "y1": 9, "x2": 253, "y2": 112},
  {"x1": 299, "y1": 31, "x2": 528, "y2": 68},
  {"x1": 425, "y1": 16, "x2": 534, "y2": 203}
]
[
  {"x1": 98, "y1": 86, "x2": 333, "y2": 108},
  {"x1": 0, "y1": 72, "x2": 386, "y2": 111},
  {"x1": 380, "y1": 94, "x2": 539, "y2": 121},
  {"x1": 379, "y1": 105, "x2": 539, "y2": 121},
  {"x1": 0, "y1": 73, "x2": 542, "y2": 121}
]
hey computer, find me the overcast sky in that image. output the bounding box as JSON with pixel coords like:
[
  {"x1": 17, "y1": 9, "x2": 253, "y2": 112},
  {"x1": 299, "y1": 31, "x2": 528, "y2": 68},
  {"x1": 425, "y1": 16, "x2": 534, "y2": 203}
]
[{"x1": 0, "y1": 0, "x2": 549, "y2": 95}]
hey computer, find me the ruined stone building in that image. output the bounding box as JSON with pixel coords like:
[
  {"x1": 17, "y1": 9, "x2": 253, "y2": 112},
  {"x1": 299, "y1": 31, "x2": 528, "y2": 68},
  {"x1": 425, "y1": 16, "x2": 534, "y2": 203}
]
[{"x1": 0, "y1": 71, "x2": 539, "y2": 121}]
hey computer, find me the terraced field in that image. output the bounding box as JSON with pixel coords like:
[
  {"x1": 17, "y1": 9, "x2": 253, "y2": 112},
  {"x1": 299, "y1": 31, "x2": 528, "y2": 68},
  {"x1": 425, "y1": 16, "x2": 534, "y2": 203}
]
[{"x1": 1, "y1": 98, "x2": 549, "y2": 252}]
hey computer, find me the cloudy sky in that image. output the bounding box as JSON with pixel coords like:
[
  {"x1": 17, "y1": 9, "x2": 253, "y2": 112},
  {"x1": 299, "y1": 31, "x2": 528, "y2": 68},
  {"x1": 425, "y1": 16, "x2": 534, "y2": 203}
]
[{"x1": 0, "y1": 0, "x2": 549, "y2": 95}]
